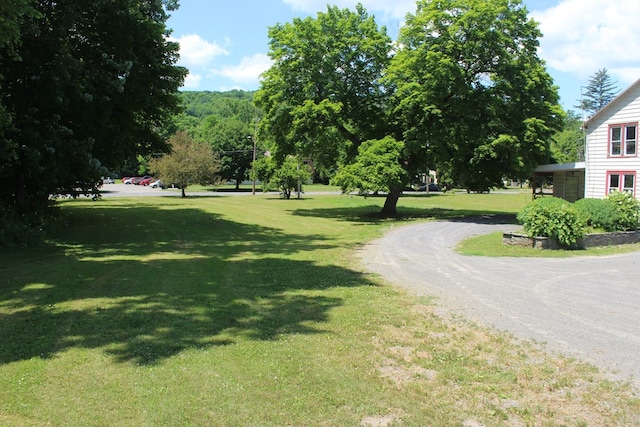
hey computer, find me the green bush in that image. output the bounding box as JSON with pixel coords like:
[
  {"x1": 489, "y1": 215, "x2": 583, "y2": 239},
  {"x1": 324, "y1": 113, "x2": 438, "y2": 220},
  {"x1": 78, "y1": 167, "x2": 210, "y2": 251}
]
[
  {"x1": 574, "y1": 197, "x2": 621, "y2": 231},
  {"x1": 517, "y1": 197, "x2": 585, "y2": 247},
  {"x1": 606, "y1": 191, "x2": 640, "y2": 231}
]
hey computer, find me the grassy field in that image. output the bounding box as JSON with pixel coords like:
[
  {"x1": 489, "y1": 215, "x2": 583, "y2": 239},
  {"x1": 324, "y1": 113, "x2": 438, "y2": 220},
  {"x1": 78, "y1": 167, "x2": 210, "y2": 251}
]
[{"x1": 1, "y1": 192, "x2": 639, "y2": 426}]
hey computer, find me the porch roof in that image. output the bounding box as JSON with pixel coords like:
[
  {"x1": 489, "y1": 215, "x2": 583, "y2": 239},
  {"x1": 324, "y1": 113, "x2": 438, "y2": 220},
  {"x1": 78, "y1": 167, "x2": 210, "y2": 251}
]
[{"x1": 534, "y1": 162, "x2": 585, "y2": 173}]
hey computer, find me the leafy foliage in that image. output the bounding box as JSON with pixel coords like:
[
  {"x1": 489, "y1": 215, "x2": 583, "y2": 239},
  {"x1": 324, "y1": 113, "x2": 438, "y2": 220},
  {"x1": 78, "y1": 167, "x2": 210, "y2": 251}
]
[
  {"x1": 255, "y1": 5, "x2": 398, "y2": 210},
  {"x1": 550, "y1": 110, "x2": 585, "y2": 163},
  {"x1": 606, "y1": 191, "x2": 640, "y2": 231},
  {"x1": 169, "y1": 91, "x2": 261, "y2": 187},
  {"x1": 576, "y1": 68, "x2": 619, "y2": 116},
  {"x1": 149, "y1": 132, "x2": 221, "y2": 197},
  {"x1": 332, "y1": 137, "x2": 408, "y2": 195},
  {"x1": 256, "y1": 1, "x2": 562, "y2": 213},
  {"x1": 574, "y1": 198, "x2": 621, "y2": 231},
  {"x1": 0, "y1": 0, "x2": 186, "y2": 212},
  {"x1": 388, "y1": 0, "x2": 563, "y2": 191},
  {"x1": 250, "y1": 156, "x2": 311, "y2": 199},
  {"x1": 517, "y1": 197, "x2": 585, "y2": 246}
]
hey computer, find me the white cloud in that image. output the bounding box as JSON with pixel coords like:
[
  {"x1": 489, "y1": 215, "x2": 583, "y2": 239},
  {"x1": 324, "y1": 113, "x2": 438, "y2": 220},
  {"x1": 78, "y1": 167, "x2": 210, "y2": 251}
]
[
  {"x1": 211, "y1": 53, "x2": 273, "y2": 84},
  {"x1": 169, "y1": 34, "x2": 228, "y2": 66},
  {"x1": 532, "y1": 0, "x2": 640, "y2": 85},
  {"x1": 182, "y1": 72, "x2": 202, "y2": 89}
]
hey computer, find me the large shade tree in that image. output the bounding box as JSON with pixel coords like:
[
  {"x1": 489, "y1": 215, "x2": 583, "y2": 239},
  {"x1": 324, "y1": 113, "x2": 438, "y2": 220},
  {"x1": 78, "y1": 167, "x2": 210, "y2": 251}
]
[
  {"x1": 0, "y1": 0, "x2": 186, "y2": 212},
  {"x1": 254, "y1": 5, "x2": 402, "y2": 212},
  {"x1": 388, "y1": 0, "x2": 563, "y2": 192},
  {"x1": 256, "y1": 1, "x2": 562, "y2": 213}
]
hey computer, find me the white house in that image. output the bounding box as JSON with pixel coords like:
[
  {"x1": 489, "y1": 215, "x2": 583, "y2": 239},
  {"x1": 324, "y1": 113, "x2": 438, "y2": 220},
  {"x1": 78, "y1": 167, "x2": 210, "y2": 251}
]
[
  {"x1": 535, "y1": 76, "x2": 640, "y2": 201},
  {"x1": 583, "y1": 77, "x2": 640, "y2": 199}
]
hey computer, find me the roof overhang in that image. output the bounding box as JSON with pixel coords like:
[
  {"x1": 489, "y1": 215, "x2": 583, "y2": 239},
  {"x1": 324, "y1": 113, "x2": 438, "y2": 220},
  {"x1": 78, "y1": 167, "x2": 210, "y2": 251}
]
[{"x1": 534, "y1": 162, "x2": 586, "y2": 173}]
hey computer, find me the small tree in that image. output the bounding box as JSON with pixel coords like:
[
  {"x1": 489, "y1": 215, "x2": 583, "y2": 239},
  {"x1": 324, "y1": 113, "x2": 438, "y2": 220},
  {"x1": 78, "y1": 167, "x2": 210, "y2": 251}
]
[
  {"x1": 576, "y1": 68, "x2": 619, "y2": 116},
  {"x1": 251, "y1": 155, "x2": 311, "y2": 199},
  {"x1": 332, "y1": 137, "x2": 408, "y2": 205},
  {"x1": 149, "y1": 132, "x2": 221, "y2": 197}
]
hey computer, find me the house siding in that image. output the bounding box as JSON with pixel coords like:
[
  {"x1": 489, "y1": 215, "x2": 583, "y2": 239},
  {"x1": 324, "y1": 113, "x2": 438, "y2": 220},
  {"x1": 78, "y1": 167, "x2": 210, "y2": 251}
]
[{"x1": 584, "y1": 81, "x2": 640, "y2": 199}]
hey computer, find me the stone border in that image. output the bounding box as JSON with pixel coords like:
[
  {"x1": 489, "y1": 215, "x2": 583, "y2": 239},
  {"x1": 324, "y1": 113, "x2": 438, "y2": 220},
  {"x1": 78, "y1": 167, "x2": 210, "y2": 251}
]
[{"x1": 503, "y1": 231, "x2": 640, "y2": 249}]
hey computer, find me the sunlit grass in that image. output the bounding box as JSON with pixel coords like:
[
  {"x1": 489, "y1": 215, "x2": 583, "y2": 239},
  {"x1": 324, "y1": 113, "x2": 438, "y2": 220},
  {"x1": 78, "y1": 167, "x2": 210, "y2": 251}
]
[
  {"x1": 1, "y1": 193, "x2": 638, "y2": 426},
  {"x1": 458, "y1": 231, "x2": 640, "y2": 257}
]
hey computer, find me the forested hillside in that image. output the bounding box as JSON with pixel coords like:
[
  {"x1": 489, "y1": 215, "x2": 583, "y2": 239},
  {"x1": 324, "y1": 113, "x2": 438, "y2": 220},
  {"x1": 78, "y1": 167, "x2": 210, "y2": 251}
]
[{"x1": 169, "y1": 90, "x2": 262, "y2": 188}]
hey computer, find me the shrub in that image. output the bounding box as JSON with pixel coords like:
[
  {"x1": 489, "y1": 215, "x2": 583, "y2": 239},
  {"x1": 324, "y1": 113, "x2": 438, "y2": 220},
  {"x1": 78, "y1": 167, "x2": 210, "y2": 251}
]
[
  {"x1": 574, "y1": 197, "x2": 621, "y2": 231},
  {"x1": 606, "y1": 191, "x2": 640, "y2": 231},
  {"x1": 517, "y1": 197, "x2": 585, "y2": 247}
]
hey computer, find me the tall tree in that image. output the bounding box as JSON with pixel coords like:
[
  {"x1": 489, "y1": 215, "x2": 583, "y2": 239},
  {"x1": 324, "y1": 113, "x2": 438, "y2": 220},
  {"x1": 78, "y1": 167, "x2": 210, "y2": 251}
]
[
  {"x1": 576, "y1": 68, "x2": 619, "y2": 116},
  {"x1": 388, "y1": 0, "x2": 563, "y2": 193},
  {"x1": 254, "y1": 5, "x2": 402, "y2": 212},
  {"x1": 0, "y1": 0, "x2": 186, "y2": 212}
]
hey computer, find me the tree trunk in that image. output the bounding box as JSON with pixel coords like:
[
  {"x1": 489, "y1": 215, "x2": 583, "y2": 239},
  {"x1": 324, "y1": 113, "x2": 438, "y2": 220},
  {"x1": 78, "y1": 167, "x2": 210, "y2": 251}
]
[
  {"x1": 181, "y1": 186, "x2": 186, "y2": 198},
  {"x1": 381, "y1": 187, "x2": 401, "y2": 216}
]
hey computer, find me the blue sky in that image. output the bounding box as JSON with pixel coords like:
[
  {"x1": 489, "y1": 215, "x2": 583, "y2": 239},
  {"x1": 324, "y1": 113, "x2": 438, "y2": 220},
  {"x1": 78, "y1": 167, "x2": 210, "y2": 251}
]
[{"x1": 167, "y1": 0, "x2": 640, "y2": 113}]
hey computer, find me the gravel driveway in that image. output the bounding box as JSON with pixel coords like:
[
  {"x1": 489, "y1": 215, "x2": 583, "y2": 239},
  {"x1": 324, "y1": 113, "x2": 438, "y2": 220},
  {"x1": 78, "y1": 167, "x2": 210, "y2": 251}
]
[{"x1": 361, "y1": 216, "x2": 640, "y2": 388}]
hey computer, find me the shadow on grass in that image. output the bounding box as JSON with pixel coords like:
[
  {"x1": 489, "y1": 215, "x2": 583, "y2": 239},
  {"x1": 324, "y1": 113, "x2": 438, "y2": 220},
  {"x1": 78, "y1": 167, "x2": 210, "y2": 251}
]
[
  {"x1": 0, "y1": 204, "x2": 371, "y2": 365},
  {"x1": 291, "y1": 205, "x2": 518, "y2": 225}
]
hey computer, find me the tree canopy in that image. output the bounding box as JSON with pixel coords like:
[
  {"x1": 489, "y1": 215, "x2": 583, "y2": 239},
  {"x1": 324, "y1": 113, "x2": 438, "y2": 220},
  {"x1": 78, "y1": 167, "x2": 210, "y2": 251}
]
[
  {"x1": 256, "y1": 0, "x2": 562, "y2": 213},
  {"x1": 0, "y1": 0, "x2": 186, "y2": 212},
  {"x1": 388, "y1": 0, "x2": 563, "y2": 192},
  {"x1": 254, "y1": 4, "x2": 396, "y2": 208},
  {"x1": 149, "y1": 131, "x2": 221, "y2": 197},
  {"x1": 169, "y1": 91, "x2": 261, "y2": 188},
  {"x1": 550, "y1": 110, "x2": 584, "y2": 163}
]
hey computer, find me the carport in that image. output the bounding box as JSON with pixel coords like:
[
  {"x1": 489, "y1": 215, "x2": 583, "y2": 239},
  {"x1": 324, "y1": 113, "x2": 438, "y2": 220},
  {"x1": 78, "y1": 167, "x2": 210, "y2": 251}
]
[{"x1": 533, "y1": 162, "x2": 585, "y2": 202}]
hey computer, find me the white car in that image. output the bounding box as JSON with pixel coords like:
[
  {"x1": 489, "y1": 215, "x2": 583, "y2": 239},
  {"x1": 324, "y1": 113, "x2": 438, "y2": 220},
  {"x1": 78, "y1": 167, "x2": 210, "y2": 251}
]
[{"x1": 149, "y1": 180, "x2": 163, "y2": 188}]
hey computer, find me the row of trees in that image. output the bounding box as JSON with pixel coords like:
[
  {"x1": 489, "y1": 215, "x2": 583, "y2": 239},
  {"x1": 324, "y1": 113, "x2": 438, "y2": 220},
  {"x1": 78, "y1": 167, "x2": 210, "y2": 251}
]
[
  {"x1": 255, "y1": 0, "x2": 564, "y2": 214},
  {"x1": 252, "y1": 2, "x2": 623, "y2": 214},
  {"x1": 1, "y1": 0, "x2": 621, "y2": 217},
  {"x1": 0, "y1": 0, "x2": 186, "y2": 213}
]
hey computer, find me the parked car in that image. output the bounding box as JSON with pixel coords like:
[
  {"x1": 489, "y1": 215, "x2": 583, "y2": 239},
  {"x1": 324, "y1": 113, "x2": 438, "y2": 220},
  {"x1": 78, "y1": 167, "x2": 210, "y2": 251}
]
[
  {"x1": 122, "y1": 177, "x2": 134, "y2": 184},
  {"x1": 418, "y1": 183, "x2": 441, "y2": 192},
  {"x1": 149, "y1": 180, "x2": 164, "y2": 188},
  {"x1": 139, "y1": 177, "x2": 154, "y2": 186},
  {"x1": 102, "y1": 177, "x2": 115, "y2": 184},
  {"x1": 131, "y1": 176, "x2": 152, "y2": 185}
]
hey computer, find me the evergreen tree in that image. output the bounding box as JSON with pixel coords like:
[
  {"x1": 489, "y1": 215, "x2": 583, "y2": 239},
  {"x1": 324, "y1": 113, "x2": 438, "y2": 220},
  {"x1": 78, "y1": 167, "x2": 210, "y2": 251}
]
[{"x1": 576, "y1": 68, "x2": 619, "y2": 116}]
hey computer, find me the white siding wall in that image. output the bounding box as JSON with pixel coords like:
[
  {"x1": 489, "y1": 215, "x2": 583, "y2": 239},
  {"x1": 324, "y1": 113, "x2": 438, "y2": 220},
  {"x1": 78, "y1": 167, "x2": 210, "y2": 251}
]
[{"x1": 584, "y1": 83, "x2": 640, "y2": 199}]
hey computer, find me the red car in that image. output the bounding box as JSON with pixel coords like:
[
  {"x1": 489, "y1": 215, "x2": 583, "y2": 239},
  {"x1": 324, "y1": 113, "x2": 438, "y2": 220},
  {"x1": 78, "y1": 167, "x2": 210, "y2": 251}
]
[{"x1": 139, "y1": 177, "x2": 154, "y2": 186}]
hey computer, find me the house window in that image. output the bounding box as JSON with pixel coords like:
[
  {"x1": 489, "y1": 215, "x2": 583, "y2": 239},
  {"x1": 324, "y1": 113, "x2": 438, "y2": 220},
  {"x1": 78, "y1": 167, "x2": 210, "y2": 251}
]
[
  {"x1": 609, "y1": 123, "x2": 637, "y2": 156},
  {"x1": 607, "y1": 171, "x2": 636, "y2": 195}
]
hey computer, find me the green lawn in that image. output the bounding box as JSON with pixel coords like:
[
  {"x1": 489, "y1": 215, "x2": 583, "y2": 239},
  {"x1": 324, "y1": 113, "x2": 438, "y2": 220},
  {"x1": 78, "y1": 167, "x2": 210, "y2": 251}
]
[{"x1": 1, "y1": 192, "x2": 638, "y2": 426}]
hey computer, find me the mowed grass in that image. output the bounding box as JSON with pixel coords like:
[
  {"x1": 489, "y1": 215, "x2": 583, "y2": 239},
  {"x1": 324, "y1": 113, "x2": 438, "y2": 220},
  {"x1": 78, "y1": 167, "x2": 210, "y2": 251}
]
[
  {"x1": 458, "y1": 231, "x2": 640, "y2": 257},
  {"x1": 1, "y1": 192, "x2": 639, "y2": 426}
]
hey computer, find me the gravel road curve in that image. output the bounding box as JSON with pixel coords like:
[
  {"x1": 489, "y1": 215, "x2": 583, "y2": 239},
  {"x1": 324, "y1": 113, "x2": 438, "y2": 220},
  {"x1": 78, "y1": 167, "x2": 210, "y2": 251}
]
[{"x1": 360, "y1": 217, "x2": 640, "y2": 388}]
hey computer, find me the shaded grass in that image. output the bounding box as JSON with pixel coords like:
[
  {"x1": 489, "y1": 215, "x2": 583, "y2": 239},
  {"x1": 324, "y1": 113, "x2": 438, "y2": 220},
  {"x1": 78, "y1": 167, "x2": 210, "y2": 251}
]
[{"x1": 1, "y1": 193, "x2": 639, "y2": 425}]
